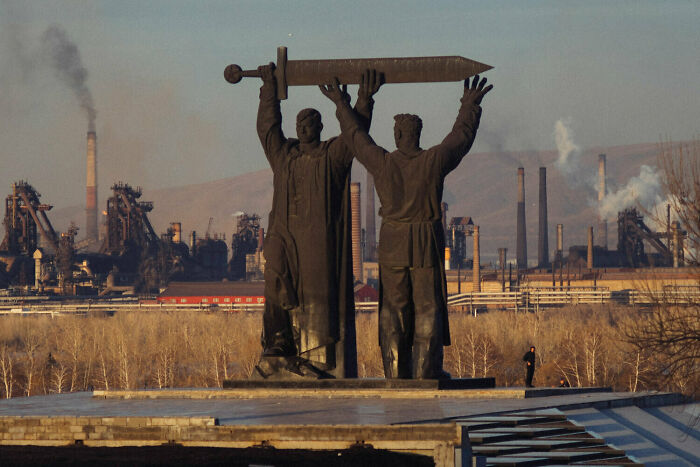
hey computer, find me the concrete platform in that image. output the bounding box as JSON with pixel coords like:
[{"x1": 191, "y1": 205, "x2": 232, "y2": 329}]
[
  {"x1": 0, "y1": 389, "x2": 691, "y2": 467},
  {"x1": 93, "y1": 386, "x2": 612, "y2": 400},
  {"x1": 223, "y1": 377, "x2": 496, "y2": 390}
]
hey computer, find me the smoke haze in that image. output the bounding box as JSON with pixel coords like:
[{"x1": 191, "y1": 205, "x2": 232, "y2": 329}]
[
  {"x1": 553, "y1": 118, "x2": 582, "y2": 179},
  {"x1": 599, "y1": 165, "x2": 664, "y2": 221},
  {"x1": 41, "y1": 24, "x2": 96, "y2": 131},
  {"x1": 552, "y1": 119, "x2": 667, "y2": 225}
]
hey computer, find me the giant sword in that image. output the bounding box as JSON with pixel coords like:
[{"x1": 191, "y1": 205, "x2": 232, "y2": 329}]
[{"x1": 224, "y1": 46, "x2": 492, "y2": 99}]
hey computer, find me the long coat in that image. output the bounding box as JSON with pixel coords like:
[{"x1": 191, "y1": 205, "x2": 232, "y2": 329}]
[
  {"x1": 257, "y1": 82, "x2": 373, "y2": 377},
  {"x1": 335, "y1": 95, "x2": 483, "y2": 346}
]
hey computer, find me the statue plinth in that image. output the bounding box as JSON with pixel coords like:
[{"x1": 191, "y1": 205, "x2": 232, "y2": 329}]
[{"x1": 225, "y1": 377, "x2": 495, "y2": 390}]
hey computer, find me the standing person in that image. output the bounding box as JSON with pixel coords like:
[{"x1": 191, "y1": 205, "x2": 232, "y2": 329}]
[
  {"x1": 254, "y1": 64, "x2": 382, "y2": 379},
  {"x1": 523, "y1": 346, "x2": 536, "y2": 387},
  {"x1": 321, "y1": 75, "x2": 492, "y2": 379}
]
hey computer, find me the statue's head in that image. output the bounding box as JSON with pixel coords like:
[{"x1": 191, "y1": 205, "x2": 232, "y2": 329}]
[
  {"x1": 296, "y1": 108, "x2": 323, "y2": 144},
  {"x1": 393, "y1": 114, "x2": 422, "y2": 149}
]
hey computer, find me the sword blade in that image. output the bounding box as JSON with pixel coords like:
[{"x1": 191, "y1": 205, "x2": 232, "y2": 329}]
[{"x1": 285, "y1": 56, "x2": 492, "y2": 86}]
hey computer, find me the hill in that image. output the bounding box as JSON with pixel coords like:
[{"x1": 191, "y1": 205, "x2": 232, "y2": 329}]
[{"x1": 49, "y1": 142, "x2": 663, "y2": 263}]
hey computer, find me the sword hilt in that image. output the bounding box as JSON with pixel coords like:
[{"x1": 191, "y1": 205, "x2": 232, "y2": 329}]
[{"x1": 224, "y1": 47, "x2": 289, "y2": 99}]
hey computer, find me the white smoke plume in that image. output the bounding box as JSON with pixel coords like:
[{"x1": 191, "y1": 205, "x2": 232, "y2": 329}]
[
  {"x1": 599, "y1": 165, "x2": 664, "y2": 221},
  {"x1": 41, "y1": 24, "x2": 96, "y2": 131},
  {"x1": 553, "y1": 118, "x2": 582, "y2": 179},
  {"x1": 552, "y1": 119, "x2": 667, "y2": 224}
]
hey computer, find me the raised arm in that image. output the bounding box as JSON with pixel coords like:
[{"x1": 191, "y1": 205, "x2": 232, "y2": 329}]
[
  {"x1": 320, "y1": 76, "x2": 387, "y2": 176},
  {"x1": 353, "y1": 69, "x2": 383, "y2": 132},
  {"x1": 256, "y1": 63, "x2": 287, "y2": 166},
  {"x1": 435, "y1": 75, "x2": 493, "y2": 175},
  {"x1": 324, "y1": 69, "x2": 384, "y2": 171}
]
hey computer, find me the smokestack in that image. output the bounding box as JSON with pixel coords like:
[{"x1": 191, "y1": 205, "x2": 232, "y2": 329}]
[
  {"x1": 672, "y1": 222, "x2": 680, "y2": 268},
  {"x1": 556, "y1": 224, "x2": 564, "y2": 258},
  {"x1": 85, "y1": 131, "x2": 98, "y2": 246},
  {"x1": 257, "y1": 227, "x2": 265, "y2": 252},
  {"x1": 587, "y1": 226, "x2": 594, "y2": 269},
  {"x1": 538, "y1": 167, "x2": 549, "y2": 268},
  {"x1": 597, "y1": 154, "x2": 608, "y2": 249},
  {"x1": 498, "y1": 248, "x2": 507, "y2": 270},
  {"x1": 350, "y1": 182, "x2": 363, "y2": 282},
  {"x1": 441, "y1": 202, "x2": 448, "y2": 236},
  {"x1": 498, "y1": 247, "x2": 507, "y2": 292},
  {"x1": 666, "y1": 203, "x2": 671, "y2": 250},
  {"x1": 190, "y1": 231, "x2": 197, "y2": 255},
  {"x1": 473, "y1": 225, "x2": 480, "y2": 292},
  {"x1": 365, "y1": 172, "x2": 377, "y2": 261},
  {"x1": 516, "y1": 167, "x2": 527, "y2": 269},
  {"x1": 171, "y1": 222, "x2": 182, "y2": 243}
]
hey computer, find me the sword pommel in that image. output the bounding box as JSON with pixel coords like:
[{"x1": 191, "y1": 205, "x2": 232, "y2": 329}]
[
  {"x1": 224, "y1": 64, "x2": 247, "y2": 84},
  {"x1": 224, "y1": 47, "x2": 289, "y2": 99}
]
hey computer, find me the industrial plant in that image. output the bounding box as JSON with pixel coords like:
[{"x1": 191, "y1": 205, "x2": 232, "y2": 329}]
[
  {"x1": 0, "y1": 127, "x2": 694, "y2": 307},
  {"x1": 0, "y1": 130, "x2": 267, "y2": 296}
]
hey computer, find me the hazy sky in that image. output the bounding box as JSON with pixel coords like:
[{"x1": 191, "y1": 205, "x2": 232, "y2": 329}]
[{"x1": 1, "y1": 0, "x2": 698, "y2": 210}]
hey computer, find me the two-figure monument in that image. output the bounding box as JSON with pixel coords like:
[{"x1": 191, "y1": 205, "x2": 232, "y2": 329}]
[{"x1": 225, "y1": 47, "x2": 492, "y2": 380}]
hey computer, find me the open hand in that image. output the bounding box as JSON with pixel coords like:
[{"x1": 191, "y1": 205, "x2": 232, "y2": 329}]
[
  {"x1": 358, "y1": 69, "x2": 383, "y2": 101},
  {"x1": 462, "y1": 75, "x2": 493, "y2": 106},
  {"x1": 319, "y1": 78, "x2": 349, "y2": 104}
]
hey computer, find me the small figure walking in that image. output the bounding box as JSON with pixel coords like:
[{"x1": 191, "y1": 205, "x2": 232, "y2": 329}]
[
  {"x1": 559, "y1": 377, "x2": 570, "y2": 388},
  {"x1": 523, "y1": 346, "x2": 535, "y2": 387}
]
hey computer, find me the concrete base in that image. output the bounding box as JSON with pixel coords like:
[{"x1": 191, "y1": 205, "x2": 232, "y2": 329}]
[
  {"x1": 1, "y1": 390, "x2": 688, "y2": 467},
  {"x1": 224, "y1": 377, "x2": 495, "y2": 390},
  {"x1": 93, "y1": 386, "x2": 611, "y2": 400},
  {"x1": 0, "y1": 417, "x2": 465, "y2": 467}
]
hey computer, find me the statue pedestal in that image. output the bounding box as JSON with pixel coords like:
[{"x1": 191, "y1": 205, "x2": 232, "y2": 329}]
[{"x1": 224, "y1": 377, "x2": 495, "y2": 390}]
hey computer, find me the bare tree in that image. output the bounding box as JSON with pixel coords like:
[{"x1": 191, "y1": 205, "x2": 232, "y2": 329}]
[
  {"x1": 625, "y1": 140, "x2": 700, "y2": 397},
  {"x1": 61, "y1": 320, "x2": 86, "y2": 392},
  {"x1": 658, "y1": 139, "x2": 699, "y2": 265},
  {"x1": 47, "y1": 355, "x2": 69, "y2": 394},
  {"x1": 20, "y1": 325, "x2": 43, "y2": 397},
  {"x1": 0, "y1": 343, "x2": 16, "y2": 398},
  {"x1": 478, "y1": 335, "x2": 500, "y2": 378}
]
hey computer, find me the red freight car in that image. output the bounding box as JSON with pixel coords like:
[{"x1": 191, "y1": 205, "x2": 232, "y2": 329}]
[{"x1": 157, "y1": 281, "x2": 264, "y2": 306}]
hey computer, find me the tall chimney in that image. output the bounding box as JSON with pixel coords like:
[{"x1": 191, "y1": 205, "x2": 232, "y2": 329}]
[
  {"x1": 516, "y1": 167, "x2": 527, "y2": 269},
  {"x1": 538, "y1": 167, "x2": 549, "y2": 268},
  {"x1": 350, "y1": 182, "x2": 363, "y2": 282},
  {"x1": 587, "y1": 226, "x2": 594, "y2": 269},
  {"x1": 672, "y1": 222, "x2": 680, "y2": 268},
  {"x1": 498, "y1": 247, "x2": 507, "y2": 292},
  {"x1": 666, "y1": 203, "x2": 671, "y2": 250},
  {"x1": 556, "y1": 224, "x2": 564, "y2": 259},
  {"x1": 597, "y1": 154, "x2": 608, "y2": 249},
  {"x1": 365, "y1": 172, "x2": 377, "y2": 261},
  {"x1": 85, "y1": 131, "x2": 98, "y2": 246},
  {"x1": 441, "y1": 202, "x2": 448, "y2": 237},
  {"x1": 257, "y1": 227, "x2": 265, "y2": 252},
  {"x1": 473, "y1": 225, "x2": 480, "y2": 292}
]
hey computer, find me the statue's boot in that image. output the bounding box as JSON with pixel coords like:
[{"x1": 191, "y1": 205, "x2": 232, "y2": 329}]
[
  {"x1": 252, "y1": 355, "x2": 334, "y2": 380},
  {"x1": 412, "y1": 335, "x2": 447, "y2": 379},
  {"x1": 380, "y1": 334, "x2": 411, "y2": 379}
]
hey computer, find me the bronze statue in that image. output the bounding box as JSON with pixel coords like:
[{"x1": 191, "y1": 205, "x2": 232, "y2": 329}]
[
  {"x1": 321, "y1": 75, "x2": 493, "y2": 379},
  {"x1": 254, "y1": 63, "x2": 382, "y2": 379}
]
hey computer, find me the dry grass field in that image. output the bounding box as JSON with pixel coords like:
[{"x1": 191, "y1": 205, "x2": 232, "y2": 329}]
[{"x1": 0, "y1": 305, "x2": 692, "y2": 398}]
